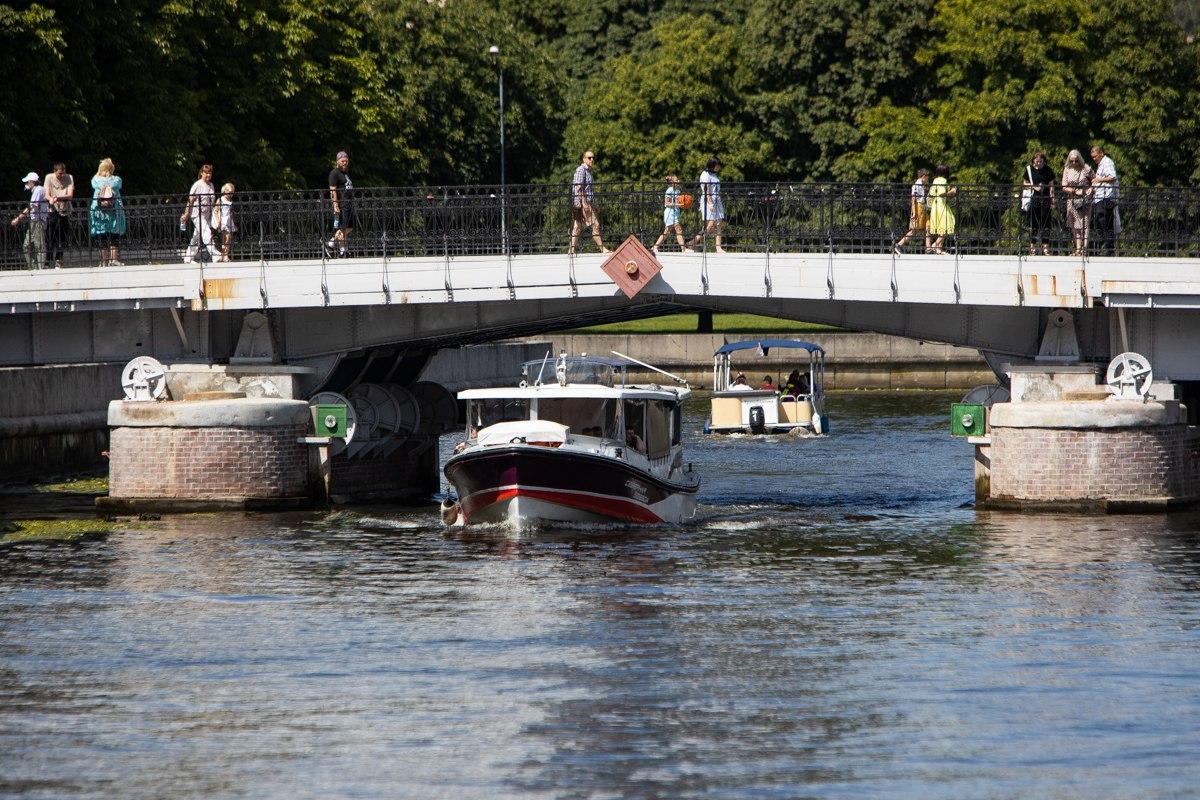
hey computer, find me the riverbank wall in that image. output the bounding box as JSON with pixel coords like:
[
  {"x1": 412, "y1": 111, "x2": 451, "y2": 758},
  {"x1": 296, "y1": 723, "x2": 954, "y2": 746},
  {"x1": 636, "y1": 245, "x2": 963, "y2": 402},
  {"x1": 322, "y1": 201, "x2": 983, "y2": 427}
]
[
  {"x1": 0, "y1": 363, "x2": 122, "y2": 478},
  {"x1": 510, "y1": 332, "x2": 992, "y2": 389}
]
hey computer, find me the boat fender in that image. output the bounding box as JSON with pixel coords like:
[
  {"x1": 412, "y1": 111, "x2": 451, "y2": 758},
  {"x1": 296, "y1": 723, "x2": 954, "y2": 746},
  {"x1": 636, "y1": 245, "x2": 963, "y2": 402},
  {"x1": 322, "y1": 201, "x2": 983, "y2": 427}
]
[
  {"x1": 813, "y1": 413, "x2": 824, "y2": 435},
  {"x1": 439, "y1": 498, "x2": 461, "y2": 526}
]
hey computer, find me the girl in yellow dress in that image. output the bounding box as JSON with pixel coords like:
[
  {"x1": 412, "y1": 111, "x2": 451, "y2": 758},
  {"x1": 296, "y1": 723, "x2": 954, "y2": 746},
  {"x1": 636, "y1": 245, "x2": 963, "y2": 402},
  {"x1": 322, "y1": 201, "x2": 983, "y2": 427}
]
[{"x1": 927, "y1": 163, "x2": 958, "y2": 255}]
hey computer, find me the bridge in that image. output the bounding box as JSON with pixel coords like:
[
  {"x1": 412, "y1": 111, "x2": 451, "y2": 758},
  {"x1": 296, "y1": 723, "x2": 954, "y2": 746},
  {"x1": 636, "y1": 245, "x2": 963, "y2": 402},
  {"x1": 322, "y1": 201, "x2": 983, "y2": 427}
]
[{"x1": 3, "y1": 181, "x2": 1200, "y2": 388}]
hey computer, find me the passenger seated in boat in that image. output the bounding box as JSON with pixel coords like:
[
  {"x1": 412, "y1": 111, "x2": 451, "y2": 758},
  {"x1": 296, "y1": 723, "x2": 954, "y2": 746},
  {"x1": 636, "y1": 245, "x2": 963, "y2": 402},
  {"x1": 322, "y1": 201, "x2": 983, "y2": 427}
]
[
  {"x1": 625, "y1": 426, "x2": 647, "y2": 453},
  {"x1": 729, "y1": 372, "x2": 752, "y2": 391},
  {"x1": 782, "y1": 369, "x2": 811, "y2": 397},
  {"x1": 760, "y1": 375, "x2": 774, "y2": 390}
]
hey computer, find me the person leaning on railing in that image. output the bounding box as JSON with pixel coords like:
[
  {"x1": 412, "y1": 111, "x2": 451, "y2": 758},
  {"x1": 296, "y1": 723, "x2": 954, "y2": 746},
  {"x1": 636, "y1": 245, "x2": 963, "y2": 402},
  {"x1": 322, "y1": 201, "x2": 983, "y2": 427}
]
[
  {"x1": 1061, "y1": 150, "x2": 1093, "y2": 257},
  {"x1": 44, "y1": 162, "x2": 74, "y2": 268},
  {"x1": 1090, "y1": 145, "x2": 1120, "y2": 256},
  {"x1": 89, "y1": 158, "x2": 126, "y2": 267},
  {"x1": 10, "y1": 171, "x2": 49, "y2": 270},
  {"x1": 1023, "y1": 152, "x2": 1055, "y2": 256}
]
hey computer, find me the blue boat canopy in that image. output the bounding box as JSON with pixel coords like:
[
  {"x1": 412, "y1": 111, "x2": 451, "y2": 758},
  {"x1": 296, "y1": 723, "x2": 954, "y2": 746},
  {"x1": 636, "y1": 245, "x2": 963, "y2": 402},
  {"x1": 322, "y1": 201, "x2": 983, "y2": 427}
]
[{"x1": 714, "y1": 339, "x2": 824, "y2": 356}]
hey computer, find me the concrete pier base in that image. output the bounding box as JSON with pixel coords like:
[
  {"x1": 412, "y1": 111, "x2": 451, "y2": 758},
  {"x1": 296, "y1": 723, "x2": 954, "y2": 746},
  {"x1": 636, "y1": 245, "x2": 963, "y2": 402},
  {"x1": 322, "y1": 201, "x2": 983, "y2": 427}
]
[
  {"x1": 985, "y1": 398, "x2": 1200, "y2": 512},
  {"x1": 100, "y1": 397, "x2": 312, "y2": 512}
]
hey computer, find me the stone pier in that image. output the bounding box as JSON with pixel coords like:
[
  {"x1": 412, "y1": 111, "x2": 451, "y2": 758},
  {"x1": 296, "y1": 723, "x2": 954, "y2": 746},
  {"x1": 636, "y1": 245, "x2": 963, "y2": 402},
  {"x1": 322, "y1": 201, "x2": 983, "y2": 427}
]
[
  {"x1": 979, "y1": 366, "x2": 1200, "y2": 512},
  {"x1": 100, "y1": 397, "x2": 312, "y2": 511}
]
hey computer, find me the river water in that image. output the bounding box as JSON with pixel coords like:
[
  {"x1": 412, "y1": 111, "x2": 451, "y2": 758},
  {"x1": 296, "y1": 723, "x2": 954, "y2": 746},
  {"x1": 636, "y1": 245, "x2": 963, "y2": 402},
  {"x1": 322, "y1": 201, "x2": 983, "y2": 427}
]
[{"x1": 2, "y1": 392, "x2": 1199, "y2": 798}]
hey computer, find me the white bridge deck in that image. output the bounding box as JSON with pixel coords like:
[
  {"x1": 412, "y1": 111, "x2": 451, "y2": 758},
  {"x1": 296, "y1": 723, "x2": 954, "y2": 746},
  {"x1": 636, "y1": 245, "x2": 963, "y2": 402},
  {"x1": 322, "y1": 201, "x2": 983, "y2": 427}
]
[{"x1": 2, "y1": 251, "x2": 1198, "y2": 314}]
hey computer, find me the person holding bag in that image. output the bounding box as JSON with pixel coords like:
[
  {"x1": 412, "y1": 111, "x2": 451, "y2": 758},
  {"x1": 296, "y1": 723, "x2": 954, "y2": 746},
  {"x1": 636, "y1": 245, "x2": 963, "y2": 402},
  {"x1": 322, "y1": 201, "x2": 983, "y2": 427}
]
[
  {"x1": 1023, "y1": 152, "x2": 1055, "y2": 255},
  {"x1": 1061, "y1": 150, "x2": 1093, "y2": 257}
]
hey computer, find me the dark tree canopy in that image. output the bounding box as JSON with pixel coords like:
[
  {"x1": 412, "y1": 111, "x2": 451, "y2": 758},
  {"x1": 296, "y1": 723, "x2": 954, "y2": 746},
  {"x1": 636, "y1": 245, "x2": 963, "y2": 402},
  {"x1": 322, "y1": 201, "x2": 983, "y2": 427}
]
[{"x1": 1, "y1": 0, "x2": 1196, "y2": 199}]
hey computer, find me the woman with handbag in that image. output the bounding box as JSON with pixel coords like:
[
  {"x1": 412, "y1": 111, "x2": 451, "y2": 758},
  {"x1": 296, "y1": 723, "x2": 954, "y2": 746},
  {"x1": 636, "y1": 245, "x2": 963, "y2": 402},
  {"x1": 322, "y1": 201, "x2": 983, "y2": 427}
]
[
  {"x1": 89, "y1": 158, "x2": 126, "y2": 267},
  {"x1": 1023, "y1": 152, "x2": 1055, "y2": 255},
  {"x1": 1061, "y1": 150, "x2": 1094, "y2": 257}
]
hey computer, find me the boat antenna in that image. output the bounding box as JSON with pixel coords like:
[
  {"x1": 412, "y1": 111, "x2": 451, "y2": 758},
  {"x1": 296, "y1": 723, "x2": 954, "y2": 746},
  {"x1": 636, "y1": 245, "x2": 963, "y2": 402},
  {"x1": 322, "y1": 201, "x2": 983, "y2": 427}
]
[
  {"x1": 533, "y1": 349, "x2": 552, "y2": 386},
  {"x1": 610, "y1": 350, "x2": 689, "y2": 387}
]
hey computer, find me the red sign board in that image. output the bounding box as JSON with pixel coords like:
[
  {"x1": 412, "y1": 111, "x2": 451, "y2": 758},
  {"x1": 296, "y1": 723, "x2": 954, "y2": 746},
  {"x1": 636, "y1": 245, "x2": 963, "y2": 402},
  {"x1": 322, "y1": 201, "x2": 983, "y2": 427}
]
[{"x1": 601, "y1": 235, "x2": 662, "y2": 299}]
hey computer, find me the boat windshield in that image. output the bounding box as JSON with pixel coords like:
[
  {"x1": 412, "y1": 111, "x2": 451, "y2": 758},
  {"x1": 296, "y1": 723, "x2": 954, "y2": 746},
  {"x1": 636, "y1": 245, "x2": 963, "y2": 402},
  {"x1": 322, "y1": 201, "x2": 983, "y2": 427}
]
[
  {"x1": 467, "y1": 398, "x2": 530, "y2": 440},
  {"x1": 522, "y1": 357, "x2": 618, "y2": 387},
  {"x1": 537, "y1": 397, "x2": 619, "y2": 439}
]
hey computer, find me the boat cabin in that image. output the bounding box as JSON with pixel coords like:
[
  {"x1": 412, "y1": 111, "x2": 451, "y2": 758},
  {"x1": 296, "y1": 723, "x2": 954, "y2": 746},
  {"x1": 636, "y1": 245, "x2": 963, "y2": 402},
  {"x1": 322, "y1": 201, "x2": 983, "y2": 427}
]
[{"x1": 460, "y1": 355, "x2": 688, "y2": 466}]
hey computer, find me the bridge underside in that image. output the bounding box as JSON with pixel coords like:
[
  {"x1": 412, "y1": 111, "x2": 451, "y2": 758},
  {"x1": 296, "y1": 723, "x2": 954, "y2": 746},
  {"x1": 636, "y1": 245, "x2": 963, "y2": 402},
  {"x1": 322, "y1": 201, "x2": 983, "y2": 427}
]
[
  {"x1": 0, "y1": 292, "x2": 1144, "y2": 380},
  {"x1": 3, "y1": 250, "x2": 1199, "y2": 382}
]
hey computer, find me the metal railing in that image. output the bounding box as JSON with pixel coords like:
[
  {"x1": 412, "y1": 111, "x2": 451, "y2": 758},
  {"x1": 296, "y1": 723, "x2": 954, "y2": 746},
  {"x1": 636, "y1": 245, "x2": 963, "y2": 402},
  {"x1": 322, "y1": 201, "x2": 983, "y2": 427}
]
[{"x1": 4, "y1": 181, "x2": 1200, "y2": 271}]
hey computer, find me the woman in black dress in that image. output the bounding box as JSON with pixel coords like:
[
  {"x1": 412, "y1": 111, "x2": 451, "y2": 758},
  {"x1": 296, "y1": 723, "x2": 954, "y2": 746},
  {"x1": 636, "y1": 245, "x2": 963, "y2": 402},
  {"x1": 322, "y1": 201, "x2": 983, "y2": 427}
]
[{"x1": 1024, "y1": 151, "x2": 1056, "y2": 255}]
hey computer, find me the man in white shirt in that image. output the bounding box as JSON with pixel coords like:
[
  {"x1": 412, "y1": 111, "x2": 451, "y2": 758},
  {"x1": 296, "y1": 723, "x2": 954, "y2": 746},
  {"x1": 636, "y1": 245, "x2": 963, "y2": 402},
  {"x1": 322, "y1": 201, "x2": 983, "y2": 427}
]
[
  {"x1": 1090, "y1": 145, "x2": 1119, "y2": 256},
  {"x1": 44, "y1": 162, "x2": 74, "y2": 268}
]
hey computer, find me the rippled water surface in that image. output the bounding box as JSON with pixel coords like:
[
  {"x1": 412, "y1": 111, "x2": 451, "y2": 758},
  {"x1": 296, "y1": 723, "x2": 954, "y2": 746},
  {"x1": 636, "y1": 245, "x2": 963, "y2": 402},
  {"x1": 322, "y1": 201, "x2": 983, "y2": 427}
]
[{"x1": 3, "y1": 392, "x2": 1200, "y2": 798}]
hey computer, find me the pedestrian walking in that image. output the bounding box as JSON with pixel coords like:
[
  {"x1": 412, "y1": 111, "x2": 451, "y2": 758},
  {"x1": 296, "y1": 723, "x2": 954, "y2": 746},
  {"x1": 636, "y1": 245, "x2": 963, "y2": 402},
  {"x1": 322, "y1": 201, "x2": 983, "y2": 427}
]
[
  {"x1": 180, "y1": 164, "x2": 221, "y2": 263},
  {"x1": 893, "y1": 167, "x2": 930, "y2": 254},
  {"x1": 568, "y1": 150, "x2": 610, "y2": 254},
  {"x1": 89, "y1": 158, "x2": 126, "y2": 267},
  {"x1": 651, "y1": 175, "x2": 693, "y2": 253},
  {"x1": 927, "y1": 164, "x2": 957, "y2": 255},
  {"x1": 1023, "y1": 152, "x2": 1055, "y2": 255},
  {"x1": 1090, "y1": 145, "x2": 1120, "y2": 256},
  {"x1": 688, "y1": 157, "x2": 726, "y2": 253},
  {"x1": 10, "y1": 171, "x2": 49, "y2": 269},
  {"x1": 1061, "y1": 149, "x2": 1093, "y2": 256},
  {"x1": 324, "y1": 151, "x2": 355, "y2": 258},
  {"x1": 44, "y1": 162, "x2": 74, "y2": 268},
  {"x1": 215, "y1": 182, "x2": 236, "y2": 262}
]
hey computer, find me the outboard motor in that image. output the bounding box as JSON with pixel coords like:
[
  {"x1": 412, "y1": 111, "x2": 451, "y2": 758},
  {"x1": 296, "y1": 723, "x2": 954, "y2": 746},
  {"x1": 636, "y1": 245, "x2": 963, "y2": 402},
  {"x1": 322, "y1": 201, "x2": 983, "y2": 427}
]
[{"x1": 748, "y1": 405, "x2": 766, "y2": 434}]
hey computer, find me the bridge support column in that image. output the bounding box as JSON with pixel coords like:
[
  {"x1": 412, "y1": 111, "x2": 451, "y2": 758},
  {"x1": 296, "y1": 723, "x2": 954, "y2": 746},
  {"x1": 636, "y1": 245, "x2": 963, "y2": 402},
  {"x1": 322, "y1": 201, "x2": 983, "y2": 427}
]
[
  {"x1": 99, "y1": 397, "x2": 313, "y2": 512},
  {"x1": 982, "y1": 366, "x2": 1200, "y2": 511}
]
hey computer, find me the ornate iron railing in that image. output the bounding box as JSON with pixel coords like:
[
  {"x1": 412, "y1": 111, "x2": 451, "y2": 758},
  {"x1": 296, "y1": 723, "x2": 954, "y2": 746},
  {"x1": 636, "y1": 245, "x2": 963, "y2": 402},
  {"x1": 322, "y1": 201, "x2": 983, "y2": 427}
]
[{"x1": 3, "y1": 181, "x2": 1199, "y2": 270}]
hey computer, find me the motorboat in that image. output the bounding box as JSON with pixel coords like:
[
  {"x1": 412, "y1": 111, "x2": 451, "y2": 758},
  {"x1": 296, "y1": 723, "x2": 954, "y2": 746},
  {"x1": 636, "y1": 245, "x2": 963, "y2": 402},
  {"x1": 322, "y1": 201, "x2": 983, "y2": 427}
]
[
  {"x1": 443, "y1": 352, "x2": 700, "y2": 527},
  {"x1": 706, "y1": 339, "x2": 828, "y2": 434}
]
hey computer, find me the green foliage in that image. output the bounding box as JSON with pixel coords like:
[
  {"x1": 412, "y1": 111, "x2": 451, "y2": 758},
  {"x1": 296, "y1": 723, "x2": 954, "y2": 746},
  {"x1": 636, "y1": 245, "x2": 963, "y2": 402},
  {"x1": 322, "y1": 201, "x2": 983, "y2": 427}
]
[
  {"x1": 0, "y1": 0, "x2": 1195, "y2": 199},
  {"x1": 560, "y1": 14, "x2": 767, "y2": 182},
  {"x1": 846, "y1": 0, "x2": 1200, "y2": 184},
  {"x1": 740, "y1": 0, "x2": 934, "y2": 180}
]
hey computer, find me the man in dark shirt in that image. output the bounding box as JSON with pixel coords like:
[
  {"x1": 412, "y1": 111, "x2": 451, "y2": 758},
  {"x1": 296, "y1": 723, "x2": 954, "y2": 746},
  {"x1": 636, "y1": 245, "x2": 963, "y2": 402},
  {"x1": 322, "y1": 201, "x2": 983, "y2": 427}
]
[{"x1": 325, "y1": 151, "x2": 355, "y2": 258}]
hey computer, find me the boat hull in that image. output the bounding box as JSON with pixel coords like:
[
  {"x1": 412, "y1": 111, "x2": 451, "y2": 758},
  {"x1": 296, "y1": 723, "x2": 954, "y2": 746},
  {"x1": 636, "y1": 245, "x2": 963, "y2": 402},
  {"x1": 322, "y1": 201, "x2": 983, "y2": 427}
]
[{"x1": 444, "y1": 445, "x2": 699, "y2": 526}]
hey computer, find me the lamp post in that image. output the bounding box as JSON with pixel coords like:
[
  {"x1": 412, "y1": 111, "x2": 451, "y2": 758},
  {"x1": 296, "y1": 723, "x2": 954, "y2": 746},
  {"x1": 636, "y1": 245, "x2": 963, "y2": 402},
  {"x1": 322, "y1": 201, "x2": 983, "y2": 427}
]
[{"x1": 488, "y1": 45, "x2": 507, "y2": 253}]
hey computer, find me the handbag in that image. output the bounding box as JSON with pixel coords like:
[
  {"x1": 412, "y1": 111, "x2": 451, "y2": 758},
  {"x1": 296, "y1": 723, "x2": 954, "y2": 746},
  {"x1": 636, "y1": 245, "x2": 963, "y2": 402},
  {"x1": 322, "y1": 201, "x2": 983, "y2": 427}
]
[{"x1": 1020, "y1": 165, "x2": 1033, "y2": 212}]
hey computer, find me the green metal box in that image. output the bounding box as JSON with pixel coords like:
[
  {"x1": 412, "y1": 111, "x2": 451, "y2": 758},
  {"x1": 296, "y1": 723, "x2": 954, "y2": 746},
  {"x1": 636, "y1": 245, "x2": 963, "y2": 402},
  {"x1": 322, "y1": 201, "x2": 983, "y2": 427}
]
[
  {"x1": 312, "y1": 404, "x2": 348, "y2": 438},
  {"x1": 950, "y1": 403, "x2": 986, "y2": 437}
]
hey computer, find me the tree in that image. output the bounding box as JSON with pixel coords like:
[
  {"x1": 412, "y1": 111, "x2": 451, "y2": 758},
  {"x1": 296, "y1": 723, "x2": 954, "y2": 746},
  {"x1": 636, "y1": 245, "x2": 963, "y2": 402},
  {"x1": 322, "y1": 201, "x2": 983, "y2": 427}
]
[
  {"x1": 739, "y1": 0, "x2": 934, "y2": 181},
  {"x1": 845, "y1": 0, "x2": 1200, "y2": 185},
  {"x1": 559, "y1": 14, "x2": 767, "y2": 183}
]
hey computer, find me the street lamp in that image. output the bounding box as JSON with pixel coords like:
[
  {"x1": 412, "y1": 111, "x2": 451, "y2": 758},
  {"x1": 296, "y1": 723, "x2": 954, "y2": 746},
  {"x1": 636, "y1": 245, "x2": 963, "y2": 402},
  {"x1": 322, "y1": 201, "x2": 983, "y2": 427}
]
[{"x1": 489, "y1": 45, "x2": 507, "y2": 253}]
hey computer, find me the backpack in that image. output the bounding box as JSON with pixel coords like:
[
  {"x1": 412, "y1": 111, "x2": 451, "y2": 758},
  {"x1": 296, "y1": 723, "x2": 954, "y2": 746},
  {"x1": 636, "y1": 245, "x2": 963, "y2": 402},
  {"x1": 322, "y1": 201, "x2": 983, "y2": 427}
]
[{"x1": 96, "y1": 182, "x2": 115, "y2": 210}]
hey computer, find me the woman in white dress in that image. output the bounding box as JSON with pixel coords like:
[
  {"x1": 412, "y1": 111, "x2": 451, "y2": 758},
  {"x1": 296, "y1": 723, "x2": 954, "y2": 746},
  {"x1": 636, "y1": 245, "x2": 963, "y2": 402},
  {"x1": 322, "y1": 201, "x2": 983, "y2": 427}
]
[{"x1": 688, "y1": 157, "x2": 726, "y2": 253}]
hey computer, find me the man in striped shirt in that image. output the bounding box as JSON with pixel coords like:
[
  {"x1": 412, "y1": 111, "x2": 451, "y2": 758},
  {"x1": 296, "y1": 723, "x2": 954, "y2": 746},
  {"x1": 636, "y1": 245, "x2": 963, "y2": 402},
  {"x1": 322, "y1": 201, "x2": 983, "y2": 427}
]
[{"x1": 568, "y1": 150, "x2": 611, "y2": 255}]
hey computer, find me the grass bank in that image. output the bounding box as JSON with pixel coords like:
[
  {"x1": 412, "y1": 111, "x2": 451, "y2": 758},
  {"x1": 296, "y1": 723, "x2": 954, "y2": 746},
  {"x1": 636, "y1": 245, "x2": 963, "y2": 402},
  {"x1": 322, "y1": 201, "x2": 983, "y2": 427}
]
[{"x1": 568, "y1": 313, "x2": 838, "y2": 335}]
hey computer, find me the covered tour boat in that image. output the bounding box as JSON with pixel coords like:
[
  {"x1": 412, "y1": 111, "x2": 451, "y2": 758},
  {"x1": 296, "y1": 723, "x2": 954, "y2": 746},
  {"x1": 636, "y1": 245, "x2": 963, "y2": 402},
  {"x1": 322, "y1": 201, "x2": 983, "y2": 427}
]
[
  {"x1": 706, "y1": 339, "x2": 828, "y2": 435},
  {"x1": 443, "y1": 352, "x2": 700, "y2": 527}
]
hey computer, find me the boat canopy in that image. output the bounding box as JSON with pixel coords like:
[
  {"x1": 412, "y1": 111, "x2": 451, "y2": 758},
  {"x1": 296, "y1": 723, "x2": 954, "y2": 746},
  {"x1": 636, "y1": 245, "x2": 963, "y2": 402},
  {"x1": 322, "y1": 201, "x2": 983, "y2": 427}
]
[{"x1": 714, "y1": 339, "x2": 824, "y2": 356}]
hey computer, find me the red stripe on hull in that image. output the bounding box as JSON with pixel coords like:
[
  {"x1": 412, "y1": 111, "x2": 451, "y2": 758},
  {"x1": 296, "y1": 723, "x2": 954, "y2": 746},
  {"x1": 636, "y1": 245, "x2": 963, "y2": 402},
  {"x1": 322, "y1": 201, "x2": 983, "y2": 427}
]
[{"x1": 464, "y1": 486, "x2": 663, "y2": 524}]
